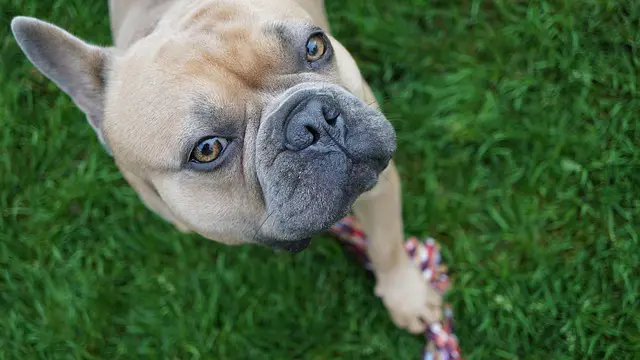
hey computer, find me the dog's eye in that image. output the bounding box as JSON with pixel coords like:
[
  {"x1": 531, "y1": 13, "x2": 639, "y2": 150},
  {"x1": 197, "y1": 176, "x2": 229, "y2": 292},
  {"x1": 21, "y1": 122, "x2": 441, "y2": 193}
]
[
  {"x1": 190, "y1": 137, "x2": 228, "y2": 163},
  {"x1": 305, "y1": 34, "x2": 327, "y2": 62}
]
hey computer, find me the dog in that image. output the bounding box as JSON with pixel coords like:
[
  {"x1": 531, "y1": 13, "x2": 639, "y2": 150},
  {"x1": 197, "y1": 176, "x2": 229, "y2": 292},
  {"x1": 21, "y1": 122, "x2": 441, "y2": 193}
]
[{"x1": 11, "y1": 0, "x2": 441, "y2": 334}]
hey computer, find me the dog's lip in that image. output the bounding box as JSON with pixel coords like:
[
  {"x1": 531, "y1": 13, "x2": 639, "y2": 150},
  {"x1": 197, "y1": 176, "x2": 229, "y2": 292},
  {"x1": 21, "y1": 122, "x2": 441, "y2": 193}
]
[
  {"x1": 364, "y1": 175, "x2": 378, "y2": 191},
  {"x1": 264, "y1": 237, "x2": 312, "y2": 253}
]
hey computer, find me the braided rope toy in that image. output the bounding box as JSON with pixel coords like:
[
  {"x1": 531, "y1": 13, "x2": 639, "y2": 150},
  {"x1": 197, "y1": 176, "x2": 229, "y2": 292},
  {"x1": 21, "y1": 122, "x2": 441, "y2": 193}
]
[{"x1": 328, "y1": 216, "x2": 463, "y2": 360}]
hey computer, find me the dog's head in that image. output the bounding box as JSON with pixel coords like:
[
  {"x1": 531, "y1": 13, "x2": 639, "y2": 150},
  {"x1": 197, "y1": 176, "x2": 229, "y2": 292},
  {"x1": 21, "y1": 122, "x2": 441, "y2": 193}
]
[{"x1": 11, "y1": 0, "x2": 395, "y2": 252}]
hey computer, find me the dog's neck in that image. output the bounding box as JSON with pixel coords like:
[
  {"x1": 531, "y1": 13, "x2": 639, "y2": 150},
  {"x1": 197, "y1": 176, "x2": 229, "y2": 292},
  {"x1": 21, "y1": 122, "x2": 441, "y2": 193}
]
[
  {"x1": 108, "y1": 0, "x2": 174, "y2": 49},
  {"x1": 108, "y1": 0, "x2": 330, "y2": 50}
]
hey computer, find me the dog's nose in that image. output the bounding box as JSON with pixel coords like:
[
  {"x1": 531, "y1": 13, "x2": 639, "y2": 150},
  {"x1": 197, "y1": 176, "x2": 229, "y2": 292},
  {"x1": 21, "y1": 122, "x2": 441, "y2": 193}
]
[{"x1": 284, "y1": 98, "x2": 341, "y2": 151}]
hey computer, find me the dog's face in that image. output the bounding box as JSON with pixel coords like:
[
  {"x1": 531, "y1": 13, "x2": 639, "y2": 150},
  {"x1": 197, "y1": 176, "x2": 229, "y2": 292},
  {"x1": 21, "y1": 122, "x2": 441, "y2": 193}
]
[{"x1": 11, "y1": 0, "x2": 396, "y2": 252}]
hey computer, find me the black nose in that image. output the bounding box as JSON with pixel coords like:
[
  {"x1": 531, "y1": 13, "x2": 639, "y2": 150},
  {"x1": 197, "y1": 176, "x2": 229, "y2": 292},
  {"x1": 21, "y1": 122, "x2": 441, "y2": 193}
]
[{"x1": 284, "y1": 98, "x2": 341, "y2": 151}]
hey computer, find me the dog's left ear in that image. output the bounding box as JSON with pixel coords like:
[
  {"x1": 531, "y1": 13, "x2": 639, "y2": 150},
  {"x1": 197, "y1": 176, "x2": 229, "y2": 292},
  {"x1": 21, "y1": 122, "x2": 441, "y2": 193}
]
[{"x1": 11, "y1": 16, "x2": 113, "y2": 153}]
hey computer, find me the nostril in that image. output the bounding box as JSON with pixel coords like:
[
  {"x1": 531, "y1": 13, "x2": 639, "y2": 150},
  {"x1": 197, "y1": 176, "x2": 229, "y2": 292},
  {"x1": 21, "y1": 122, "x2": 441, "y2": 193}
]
[
  {"x1": 305, "y1": 125, "x2": 320, "y2": 145},
  {"x1": 323, "y1": 106, "x2": 341, "y2": 126},
  {"x1": 326, "y1": 114, "x2": 339, "y2": 126}
]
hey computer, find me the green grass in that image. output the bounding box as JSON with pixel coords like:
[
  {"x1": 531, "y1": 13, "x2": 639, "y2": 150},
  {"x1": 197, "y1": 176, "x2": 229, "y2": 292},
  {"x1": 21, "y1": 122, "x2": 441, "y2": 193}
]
[{"x1": 1, "y1": 0, "x2": 639, "y2": 358}]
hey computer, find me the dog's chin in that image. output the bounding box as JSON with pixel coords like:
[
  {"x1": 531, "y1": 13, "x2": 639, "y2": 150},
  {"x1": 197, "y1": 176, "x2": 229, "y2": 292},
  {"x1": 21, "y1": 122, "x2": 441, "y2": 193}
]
[{"x1": 261, "y1": 237, "x2": 312, "y2": 253}]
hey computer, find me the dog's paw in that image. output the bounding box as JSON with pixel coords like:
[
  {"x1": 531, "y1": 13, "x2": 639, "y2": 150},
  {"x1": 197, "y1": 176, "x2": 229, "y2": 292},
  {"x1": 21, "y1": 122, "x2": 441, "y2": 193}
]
[{"x1": 374, "y1": 261, "x2": 442, "y2": 334}]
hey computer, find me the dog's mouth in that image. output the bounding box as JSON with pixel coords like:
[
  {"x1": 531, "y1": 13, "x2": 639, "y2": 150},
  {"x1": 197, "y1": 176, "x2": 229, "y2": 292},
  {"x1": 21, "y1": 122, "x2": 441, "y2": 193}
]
[
  {"x1": 252, "y1": 83, "x2": 395, "y2": 253},
  {"x1": 262, "y1": 237, "x2": 312, "y2": 253}
]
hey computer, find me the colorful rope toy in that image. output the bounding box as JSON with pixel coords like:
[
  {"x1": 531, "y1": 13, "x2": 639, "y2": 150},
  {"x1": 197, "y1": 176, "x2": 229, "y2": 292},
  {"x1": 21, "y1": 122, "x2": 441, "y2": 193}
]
[{"x1": 329, "y1": 216, "x2": 463, "y2": 360}]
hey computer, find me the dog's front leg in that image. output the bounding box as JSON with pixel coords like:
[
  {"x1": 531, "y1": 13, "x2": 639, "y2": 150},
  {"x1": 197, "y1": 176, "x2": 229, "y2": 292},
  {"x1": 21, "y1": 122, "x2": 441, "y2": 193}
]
[{"x1": 352, "y1": 161, "x2": 442, "y2": 334}]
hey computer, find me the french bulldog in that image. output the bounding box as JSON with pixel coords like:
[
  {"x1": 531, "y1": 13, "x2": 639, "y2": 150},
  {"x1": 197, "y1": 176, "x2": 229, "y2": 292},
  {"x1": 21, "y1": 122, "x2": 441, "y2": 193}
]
[{"x1": 11, "y1": 0, "x2": 442, "y2": 334}]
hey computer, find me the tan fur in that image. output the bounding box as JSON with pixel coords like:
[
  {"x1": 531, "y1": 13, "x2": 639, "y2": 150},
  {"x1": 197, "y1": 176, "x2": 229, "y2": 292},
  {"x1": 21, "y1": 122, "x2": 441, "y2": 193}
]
[
  {"x1": 14, "y1": 0, "x2": 443, "y2": 335},
  {"x1": 101, "y1": 0, "x2": 356, "y2": 246}
]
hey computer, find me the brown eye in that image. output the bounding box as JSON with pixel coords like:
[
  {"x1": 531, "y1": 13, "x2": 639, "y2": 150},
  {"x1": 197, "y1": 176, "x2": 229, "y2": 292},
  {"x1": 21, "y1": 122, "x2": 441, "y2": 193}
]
[
  {"x1": 190, "y1": 137, "x2": 228, "y2": 163},
  {"x1": 305, "y1": 34, "x2": 327, "y2": 62}
]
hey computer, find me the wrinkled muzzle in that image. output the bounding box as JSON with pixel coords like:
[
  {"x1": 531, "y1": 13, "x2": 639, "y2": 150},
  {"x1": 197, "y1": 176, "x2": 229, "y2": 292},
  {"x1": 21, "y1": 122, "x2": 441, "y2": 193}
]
[{"x1": 254, "y1": 83, "x2": 396, "y2": 251}]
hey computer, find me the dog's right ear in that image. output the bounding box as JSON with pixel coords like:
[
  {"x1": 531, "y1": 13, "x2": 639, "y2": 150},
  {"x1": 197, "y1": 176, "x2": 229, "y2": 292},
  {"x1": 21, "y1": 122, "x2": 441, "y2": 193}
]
[{"x1": 11, "y1": 16, "x2": 113, "y2": 154}]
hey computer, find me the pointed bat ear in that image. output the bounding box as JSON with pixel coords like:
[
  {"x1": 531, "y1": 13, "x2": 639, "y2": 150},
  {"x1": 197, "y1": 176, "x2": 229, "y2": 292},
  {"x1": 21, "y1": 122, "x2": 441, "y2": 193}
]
[{"x1": 11, "y1": 16, "x2": 113, "y2": 153}]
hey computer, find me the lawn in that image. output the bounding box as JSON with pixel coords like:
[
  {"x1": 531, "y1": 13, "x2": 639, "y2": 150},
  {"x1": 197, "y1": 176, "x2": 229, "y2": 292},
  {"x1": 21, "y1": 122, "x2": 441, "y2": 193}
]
[{"x1": 1, "y1": 0, "x2": 639, "y2": 359}]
